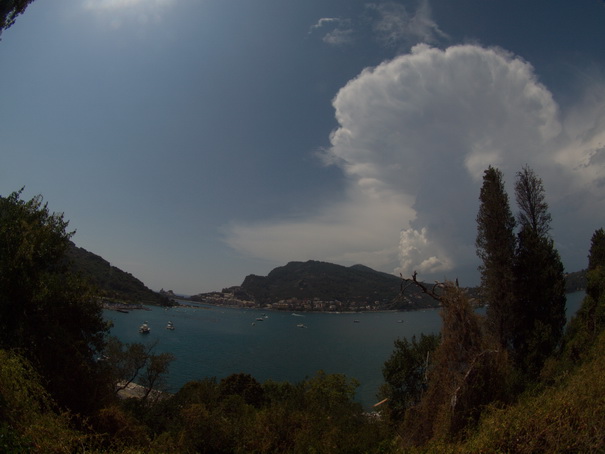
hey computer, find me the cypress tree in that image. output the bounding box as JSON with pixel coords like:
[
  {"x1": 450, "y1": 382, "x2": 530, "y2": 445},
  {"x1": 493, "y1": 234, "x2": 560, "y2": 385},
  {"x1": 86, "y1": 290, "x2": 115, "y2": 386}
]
[
  {"x1": 475, "y1": 166, "x2": 517, "y2": 349},
  {"x1": 513, "y1": 167, "x2": 566, "y2": 377}
]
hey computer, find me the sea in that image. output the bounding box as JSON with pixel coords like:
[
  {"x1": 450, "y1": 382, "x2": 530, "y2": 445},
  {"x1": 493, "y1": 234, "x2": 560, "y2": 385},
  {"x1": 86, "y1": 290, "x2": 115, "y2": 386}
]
[{"x1": 104, "y1": 291, "x2": 586, "y2": 409}]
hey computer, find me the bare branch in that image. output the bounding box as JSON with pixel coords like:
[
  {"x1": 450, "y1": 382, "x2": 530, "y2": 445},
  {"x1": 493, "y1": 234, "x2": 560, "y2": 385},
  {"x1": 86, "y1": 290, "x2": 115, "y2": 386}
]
[{"x1": 405, "y1": 271, "x2": 444, "y2": 302}]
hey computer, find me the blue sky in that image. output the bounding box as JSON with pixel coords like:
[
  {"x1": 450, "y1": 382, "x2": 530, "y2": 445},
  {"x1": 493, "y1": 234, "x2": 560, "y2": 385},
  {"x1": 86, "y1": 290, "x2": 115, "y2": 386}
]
[{"x1": 1, "y1": 0, "x2": 605, "y2": 295}]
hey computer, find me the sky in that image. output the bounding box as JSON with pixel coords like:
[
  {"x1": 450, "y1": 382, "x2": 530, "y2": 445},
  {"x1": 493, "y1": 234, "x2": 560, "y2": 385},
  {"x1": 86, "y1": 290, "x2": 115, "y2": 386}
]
[{"x1": 1, "y1": 0, "x2": 605, "y2": 295}]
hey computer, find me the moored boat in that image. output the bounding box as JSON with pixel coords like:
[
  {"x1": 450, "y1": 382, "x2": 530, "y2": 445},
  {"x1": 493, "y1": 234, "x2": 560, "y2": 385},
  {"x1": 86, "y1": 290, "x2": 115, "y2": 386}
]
[{"x1": 139, "y1": 322, "x2": 151, "y2": 334}]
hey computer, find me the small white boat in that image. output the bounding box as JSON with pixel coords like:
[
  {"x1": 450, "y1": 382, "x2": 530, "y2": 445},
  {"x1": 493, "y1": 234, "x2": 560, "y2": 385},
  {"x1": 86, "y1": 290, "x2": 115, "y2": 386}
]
[
  {"x1": 297, "y1": 323, "x2": 307, "y2": 328},
  {"x1": 139, "y1": 322, "x2": 150, "y2": 334},
  {"x1": 166, "y1": 321, "x2": 175, "y2": 330}
]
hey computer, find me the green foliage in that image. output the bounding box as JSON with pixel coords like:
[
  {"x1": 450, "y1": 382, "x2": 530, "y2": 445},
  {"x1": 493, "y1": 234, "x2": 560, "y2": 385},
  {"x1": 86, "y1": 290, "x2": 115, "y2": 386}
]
[
  {"x1": 459, "y1": 329, "x2": 605, "y2": 453},
  {"x1": 0, "y1": 190, "x2": 111, "y2": 415},
  {"x1": 557, "y1": 228, "x2": 605, "y2": 372},
  {"x1": 588, "y1": 228, "x2": 605, "y2": 268},
  {"x1": 379, "y1": 333, "x2": 440, "y2": 424},
  {"x1": 103, "y1": 337, "x2": 174, "y2": 405},
  {"x1": 107, "y1": 371, "x2": 391, "y2": 454},
  {"x1": 93, "y1": 405, "x2": 150, "y2": 451},
  {"x1": 0, "y1": 349, "x2": 85, "y2": 453},
  {"x1": 513, "y1": 227, "x2": 566, "y2": 377},
  {"x1": 219, "y1": 372, "x2": 266, "y2": 408}
]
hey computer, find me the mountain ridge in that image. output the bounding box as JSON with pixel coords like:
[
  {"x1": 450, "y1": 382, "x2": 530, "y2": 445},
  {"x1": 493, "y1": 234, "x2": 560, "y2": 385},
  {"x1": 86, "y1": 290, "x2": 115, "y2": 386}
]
[{"x1": 235, "y1": 260, "x2": 440, "y2": 310}]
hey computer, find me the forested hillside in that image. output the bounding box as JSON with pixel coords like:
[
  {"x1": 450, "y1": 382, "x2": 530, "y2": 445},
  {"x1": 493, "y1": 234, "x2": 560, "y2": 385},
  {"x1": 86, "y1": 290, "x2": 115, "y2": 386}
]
[{"x1": 66, "y1": 243, "x2": 170, "y2": 306}]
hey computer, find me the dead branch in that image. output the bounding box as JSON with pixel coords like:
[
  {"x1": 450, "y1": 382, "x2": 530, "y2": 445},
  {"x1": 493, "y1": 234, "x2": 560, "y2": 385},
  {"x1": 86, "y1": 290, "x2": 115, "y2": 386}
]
[{"x1": 399, "y1": 271, "x2": 444, "y2": 302}]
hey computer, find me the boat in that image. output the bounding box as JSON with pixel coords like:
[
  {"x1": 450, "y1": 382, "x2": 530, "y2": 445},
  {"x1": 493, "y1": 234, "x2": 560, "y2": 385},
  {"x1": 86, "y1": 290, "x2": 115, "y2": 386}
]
[
  {"x1": 354, "y1": 320, "x2": 360, "y2": 323},
  {"x1": 166, "y1": 321, "x2": 175, "y2": 330},
  {"x1": 297, "y1": 323, "x2": 307, "y2": 328},
  {"x1": 256, "y1": 317, "x2": 264, "y2": 321},
  {"x1": 138, "y1": 322, "x2": 150, "y2": 334}
]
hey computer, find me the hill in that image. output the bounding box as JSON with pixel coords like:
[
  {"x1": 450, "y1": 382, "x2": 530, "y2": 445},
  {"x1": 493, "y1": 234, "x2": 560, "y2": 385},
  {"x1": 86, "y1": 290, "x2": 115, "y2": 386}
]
[
  {"x1": 66, "y1": 243, "x2": 170, "y2": 306},
  {"x1": 239, "y1": 260, "x2": 440, "y2": 310}
]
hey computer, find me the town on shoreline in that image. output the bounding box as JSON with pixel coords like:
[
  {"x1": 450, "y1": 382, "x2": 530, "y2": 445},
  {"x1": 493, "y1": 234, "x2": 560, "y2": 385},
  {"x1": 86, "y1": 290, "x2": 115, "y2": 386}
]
[{"x1": 161, "y1": 287, "x2": 442, "y2": 313}]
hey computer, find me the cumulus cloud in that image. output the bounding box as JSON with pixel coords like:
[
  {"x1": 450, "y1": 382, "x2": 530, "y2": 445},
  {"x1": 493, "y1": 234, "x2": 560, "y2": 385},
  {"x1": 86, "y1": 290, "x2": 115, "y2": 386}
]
[{"x1": 226, "y1": 44, "x2": 605, "y2": 283}]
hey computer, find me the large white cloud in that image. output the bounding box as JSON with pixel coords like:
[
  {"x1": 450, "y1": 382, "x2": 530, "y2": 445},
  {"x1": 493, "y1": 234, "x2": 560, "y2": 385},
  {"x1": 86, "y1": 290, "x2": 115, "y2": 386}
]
[{"x1": 226, "y1": 44, "x2": 605, "y2": 282}]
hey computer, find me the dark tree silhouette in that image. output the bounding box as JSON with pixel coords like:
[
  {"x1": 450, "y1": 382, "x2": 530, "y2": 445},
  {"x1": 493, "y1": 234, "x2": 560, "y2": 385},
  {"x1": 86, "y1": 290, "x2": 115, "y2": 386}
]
[
  {"x1": 476, "y1": 166, "x2": 517, "y2": 349},
  {"x1": 0, "y1": 1, "x2": 36, "y2": 38}
]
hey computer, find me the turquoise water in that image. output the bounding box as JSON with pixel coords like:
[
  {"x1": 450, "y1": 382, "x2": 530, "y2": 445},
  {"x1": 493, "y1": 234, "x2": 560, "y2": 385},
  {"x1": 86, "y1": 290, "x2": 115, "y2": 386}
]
[{"x1": 104, "y1": 291, "x2": 586, "y2": 409}]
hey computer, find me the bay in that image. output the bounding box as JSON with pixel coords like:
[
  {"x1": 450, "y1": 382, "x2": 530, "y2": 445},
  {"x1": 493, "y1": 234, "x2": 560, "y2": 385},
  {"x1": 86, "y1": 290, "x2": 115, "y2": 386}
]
[{"x1": 104, "y1": 290, "x2": 586, "y2": 409}]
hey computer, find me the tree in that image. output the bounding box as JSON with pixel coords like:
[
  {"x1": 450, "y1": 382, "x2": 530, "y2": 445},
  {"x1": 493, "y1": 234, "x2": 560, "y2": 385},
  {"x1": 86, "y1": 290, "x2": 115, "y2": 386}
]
[
  {"x1": 104, "y1": 336, "x2": 174, "y2": 403},
  {"x1": 587, "y1": 228, "x2": 605, "y2": 301},
  {"x1": 379, "y1": 333, "x2": 440, "y2": 425},
  {"x1": 139, "y1": 351, "x2": 175, "y2": 402},
  {"x1": 0, "y1": 190, "x2": 110, "y2": 414},
  {"x1": 586, "y1": 228, "x2": 605, "y2": 308},
  {"x1": 513, "y1": 167, "x2": 566, "y2": 377},
  {"x1": 475, "y1": 166, "x2": 517, "y2": 349},
  {"x1": 515, "y1": 166, "x2": 552, "y2": 237},
  {"x1": 0, "y1": 0, "x2": 36, "y2": 38},
  {"x1": 400, "y1": 283, "x2": 508, "y2": 445},
  {"x1": 219, "y1": 372, "x2": 265, "y2": 408}
]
